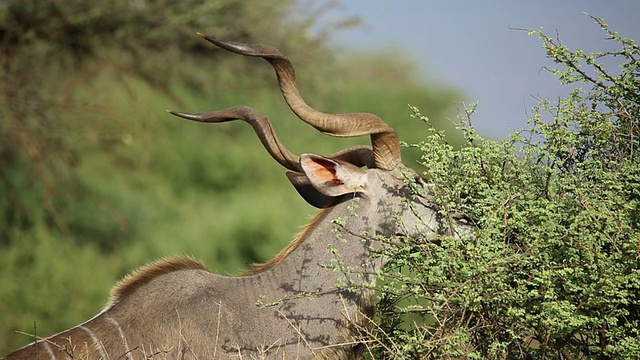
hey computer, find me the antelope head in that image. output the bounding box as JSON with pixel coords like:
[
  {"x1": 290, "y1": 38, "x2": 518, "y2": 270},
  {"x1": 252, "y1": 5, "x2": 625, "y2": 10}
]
[{"x1": 169, "y1": 34, "x2": 440, "y2": 235}]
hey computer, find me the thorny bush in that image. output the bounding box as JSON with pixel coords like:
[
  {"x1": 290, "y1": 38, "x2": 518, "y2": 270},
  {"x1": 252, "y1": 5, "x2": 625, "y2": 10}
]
[{"x1": 369, "y1": 16, "x2": 640, "y2": 360}]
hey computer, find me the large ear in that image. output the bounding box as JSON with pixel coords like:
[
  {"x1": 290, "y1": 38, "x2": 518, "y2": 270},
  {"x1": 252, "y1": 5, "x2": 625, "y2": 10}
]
[
  {"x1": 286, "y1": 172, "x2": 335, "y2": 208},
  {"x1": 286, "y1": 154, "x2": 368, "y2": 208},
  {"x1": 300, "y1": 154, "x2": 368, "y2": 196}
]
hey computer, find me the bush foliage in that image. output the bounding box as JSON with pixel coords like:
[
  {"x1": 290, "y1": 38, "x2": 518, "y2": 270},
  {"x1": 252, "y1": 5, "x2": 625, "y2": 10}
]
[{"x1": 371, "y1": 16, "x2": 640, "y2": 359}]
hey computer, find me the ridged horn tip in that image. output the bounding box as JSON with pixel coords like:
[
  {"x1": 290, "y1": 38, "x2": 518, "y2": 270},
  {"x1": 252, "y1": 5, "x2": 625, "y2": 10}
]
[
  {"x1": 166, "y1": 110, "x2": 207, "y2": 122},
  {"x1": 196, "y1": 35, "x2": 283, "y2": 59}
]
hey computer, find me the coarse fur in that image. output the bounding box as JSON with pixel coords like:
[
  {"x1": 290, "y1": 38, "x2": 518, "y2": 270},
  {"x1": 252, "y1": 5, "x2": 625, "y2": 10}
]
[
  {"x1": 242, "y1": 210, "x2": 330, "y2": 276},
  {"x1": 109, "y1": 256, "x2": 209, "y2": 306},
  {"x1": 4, "y1": 167, "x2": 458, "y2": 360}
]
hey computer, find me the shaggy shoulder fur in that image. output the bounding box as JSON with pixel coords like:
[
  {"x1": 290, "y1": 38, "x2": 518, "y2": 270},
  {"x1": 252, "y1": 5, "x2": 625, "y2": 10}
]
[{"x1": 108, "y1": 256, "x2": 209, "y2": 306}]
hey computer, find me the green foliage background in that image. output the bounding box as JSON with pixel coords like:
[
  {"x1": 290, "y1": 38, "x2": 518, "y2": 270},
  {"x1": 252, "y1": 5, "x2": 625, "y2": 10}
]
[{"x1": 0, "y1": 0, "x2": 461, "y2": 354}]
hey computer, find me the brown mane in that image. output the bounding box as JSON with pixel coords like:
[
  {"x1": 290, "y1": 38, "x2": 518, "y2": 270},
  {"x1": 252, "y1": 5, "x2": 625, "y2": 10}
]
[
  {"x1": 108, "y1": 256, "x2": 209, "y2": 306},
  {"x1": 242, "y1": 209, "x2": 331, "y2": 275},
  {"x1": 107, "y1": 209, "x2": 333, "y2": 303}
]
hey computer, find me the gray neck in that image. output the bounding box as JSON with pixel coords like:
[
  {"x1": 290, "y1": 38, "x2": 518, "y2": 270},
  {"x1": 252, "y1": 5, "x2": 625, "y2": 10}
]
[{"x1": 251, "y1": 195, "x2": 383, "y2": 317}]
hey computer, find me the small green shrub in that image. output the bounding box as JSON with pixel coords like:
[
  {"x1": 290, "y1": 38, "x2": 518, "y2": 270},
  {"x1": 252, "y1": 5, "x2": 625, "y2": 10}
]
[{"x1": 371, "y1": 16, "x2": 640, "y2": 359}]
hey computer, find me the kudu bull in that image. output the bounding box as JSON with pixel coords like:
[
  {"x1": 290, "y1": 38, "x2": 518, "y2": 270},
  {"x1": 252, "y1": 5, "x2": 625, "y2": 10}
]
[{"x1": 4, "y1": 34, "x2": 469, "y2": 359}]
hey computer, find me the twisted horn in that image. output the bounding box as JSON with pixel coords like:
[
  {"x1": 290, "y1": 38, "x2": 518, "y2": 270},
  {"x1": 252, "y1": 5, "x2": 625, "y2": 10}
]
[
  {"x1": 168, "y1": 106, "x2": 302, "y2": 172},
  {"x1": 200, "y1": 34, "x2": 402, "y2": 170},
  {"x1": 168, "y1": 106, "x2": 377, "y2": 172}
]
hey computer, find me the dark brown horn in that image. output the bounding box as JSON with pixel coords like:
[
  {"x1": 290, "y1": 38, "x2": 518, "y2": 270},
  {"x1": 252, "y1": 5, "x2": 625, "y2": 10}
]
[
  {"x1": 168, "y1": 106, "x2": 302, "y2": 172},
  {"x1": 168, "y1": 106, "x2": 377, "y2": 172},
  {"x1": 199, "y1": 34, "x2": 402, "y2": 170}
]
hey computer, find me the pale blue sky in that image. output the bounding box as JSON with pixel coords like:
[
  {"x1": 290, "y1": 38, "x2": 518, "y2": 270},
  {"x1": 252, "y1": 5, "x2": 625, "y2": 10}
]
[{"x1": 324, "y1": 1, "x2": 640, "y2": 139}]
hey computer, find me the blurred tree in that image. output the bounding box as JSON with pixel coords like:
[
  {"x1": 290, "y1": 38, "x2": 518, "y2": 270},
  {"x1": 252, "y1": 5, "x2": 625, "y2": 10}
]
[{"x1": 0, "y1": 0, "x2": 358, "y2": 243}]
